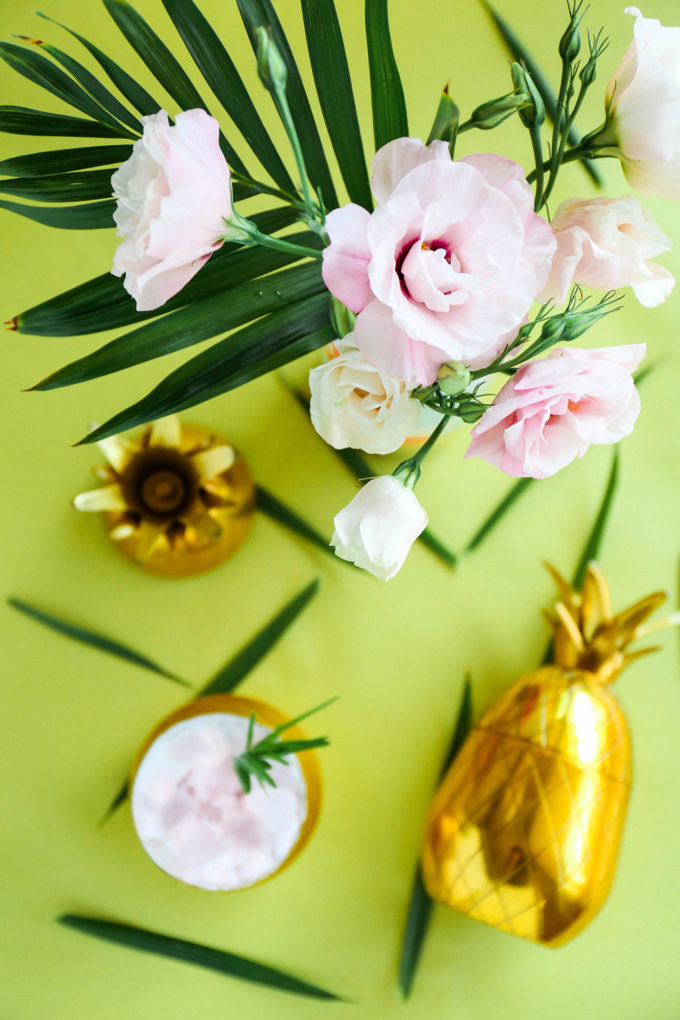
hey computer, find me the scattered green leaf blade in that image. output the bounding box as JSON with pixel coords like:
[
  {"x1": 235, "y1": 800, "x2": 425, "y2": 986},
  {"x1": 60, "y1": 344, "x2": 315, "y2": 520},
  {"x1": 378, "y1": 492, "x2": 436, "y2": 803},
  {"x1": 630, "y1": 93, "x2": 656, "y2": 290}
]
[
  {"x1": 57, "y1": 915, "x2": 343, "y2": 1001},
  {"x1": 0, "y1": 105, "x2": 124, "y2": 137},
  {"x1": 200, "y1": 578, "x2": 320, "y2": 698},
  {"x1": 398, "y1": 675, "x2": 472, "y2": 998},
  {"x1": 0, "y1": 144, "x2": 132, "y2": 176},
  {"x1": 0, "y1": 198, "x2": 115, "y2": 229},
  {"x1": 462, "y1": 477, "x2": 534, "y2": 556},
  {"x1": 301, "y1": 0, "x2": 372, "y2": 209},
  {"x1": 0, "y1": 168, "x2": 117, "y2": 202},
  {"x1": 571, "y1": 449, "x2": 619, "y2": 590},
  {"x1": 365, "y1": 0, "x2": 408, "y2": 150},
  {"x1": 256, "y1": 486, "x2": 335, "y2": 559},
  {"x1": 7, "y1": 598, "x2": 188, "y2": 685},
  {"x1": 100, "y1": 777, "x2": 129, "y2": 825},
  {"x1": 37, "y1": 41, "x2": 141, "y2": 133}
]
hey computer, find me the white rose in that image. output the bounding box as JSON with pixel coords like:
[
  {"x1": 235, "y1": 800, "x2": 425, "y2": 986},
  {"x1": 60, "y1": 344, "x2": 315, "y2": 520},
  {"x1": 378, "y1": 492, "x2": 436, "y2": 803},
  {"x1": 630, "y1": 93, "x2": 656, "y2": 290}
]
[
  {"x1": 331, "y1": 475, "x2": 428, "y2": 580},
  {"x1": 309, "y1": 338, "x2": 420, "y2": 454},
  {"x1": 540, "y1": 195, "x2": 674, "y2": 307},
  {"x1": 605, "y1": 7, "x2": 680, "y2": 199}
]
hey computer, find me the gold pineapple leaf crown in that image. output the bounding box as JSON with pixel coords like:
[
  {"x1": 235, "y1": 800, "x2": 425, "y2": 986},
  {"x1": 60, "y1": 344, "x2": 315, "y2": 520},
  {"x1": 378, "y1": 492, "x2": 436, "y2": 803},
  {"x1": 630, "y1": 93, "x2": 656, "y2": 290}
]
[{"x1": 543, "y1": 562, "x2": 680, "y2": 683}]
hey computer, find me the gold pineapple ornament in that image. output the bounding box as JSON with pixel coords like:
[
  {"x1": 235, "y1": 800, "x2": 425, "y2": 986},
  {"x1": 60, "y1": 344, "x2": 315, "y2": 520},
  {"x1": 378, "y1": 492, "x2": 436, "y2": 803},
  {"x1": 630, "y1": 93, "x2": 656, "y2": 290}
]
[
  {"x1": 421, "y1": 563, "x2": 678, "y2": 947},
  {"x1": 73, "y1": 415, "x2": 255, "y2": 577}
]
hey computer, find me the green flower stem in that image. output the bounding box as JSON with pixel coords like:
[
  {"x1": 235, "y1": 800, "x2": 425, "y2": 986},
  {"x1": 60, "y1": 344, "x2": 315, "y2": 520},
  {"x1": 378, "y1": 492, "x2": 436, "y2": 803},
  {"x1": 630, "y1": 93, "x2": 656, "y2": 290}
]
[
  {"x1": 541, "y1": 84, "x2": 589, "y2": 207},
  {"x1": 395, "y1": 414, "x2": 449, "y2": 487},
  {"x1": 526, "y1": 141, "x2": 612, "y2": 185},
  {"x1": 271, "y1": 79, "x2": 326, "y2": 235},
  {"x1": 242, "y1": 225, "x2": 323, "y2": 261},
  {"x1": 230, "y1": 168, "x2": 306, "y2": 211},
  {"x1": 528, "y1": 121, "x2": 545, "y2": 212}
]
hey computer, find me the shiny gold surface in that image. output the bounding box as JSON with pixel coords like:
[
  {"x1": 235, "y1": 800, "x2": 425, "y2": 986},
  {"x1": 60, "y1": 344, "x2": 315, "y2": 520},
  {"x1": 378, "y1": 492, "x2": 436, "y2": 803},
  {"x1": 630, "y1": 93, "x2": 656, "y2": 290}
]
[
  {"x1": 421, "y1": 565, "x2": 674, "y2": 947},
  {"x1": 74, "y1": 416, "x2": 255, "y2": 577},
  {"x1": 130, "y1": 694, "x2": 323, "y2": 888}
]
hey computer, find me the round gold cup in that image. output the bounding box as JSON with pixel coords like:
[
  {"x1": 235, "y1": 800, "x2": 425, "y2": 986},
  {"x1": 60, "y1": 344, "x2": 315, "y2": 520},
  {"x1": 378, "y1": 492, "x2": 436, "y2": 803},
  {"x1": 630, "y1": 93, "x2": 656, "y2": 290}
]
[{"x1": 130, "y1": 694, "x2": 323, "y2": 889}]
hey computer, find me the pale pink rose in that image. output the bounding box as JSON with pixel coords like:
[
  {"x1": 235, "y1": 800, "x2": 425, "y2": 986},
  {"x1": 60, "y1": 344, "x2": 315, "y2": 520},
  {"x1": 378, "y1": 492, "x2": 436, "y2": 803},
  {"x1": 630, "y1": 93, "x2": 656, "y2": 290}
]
[
  {"x1": 331, "y1": 475, "x2": 428, "y2": 580},
  {"x1": 541, "y1": 196, "x2": 674, "y2": 307},
  {"x1": 321, "y1": 138, "x2": 556, "y2": 386},
  {"x1": 112, "y1": 109, "x2": 232, "y2": 311},
  {"x1": 606, "y1": 8, "x2": 680, "y2": 199},
  {"x1": 465, "y1": 345, "x2": 646, "y2": 479}
]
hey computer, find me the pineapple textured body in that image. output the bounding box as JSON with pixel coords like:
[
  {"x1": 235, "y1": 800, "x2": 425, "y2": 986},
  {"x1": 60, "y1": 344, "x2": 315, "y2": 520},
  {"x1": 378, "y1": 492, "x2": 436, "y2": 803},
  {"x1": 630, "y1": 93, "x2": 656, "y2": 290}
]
[{"x1": 422, "y1": 665, "x2": 632, "y2": 946}]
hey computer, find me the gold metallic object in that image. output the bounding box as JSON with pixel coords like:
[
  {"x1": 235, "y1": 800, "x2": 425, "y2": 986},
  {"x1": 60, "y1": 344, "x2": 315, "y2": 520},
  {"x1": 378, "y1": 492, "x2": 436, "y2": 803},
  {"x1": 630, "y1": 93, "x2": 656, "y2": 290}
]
[
  {"x1": 130, "y1": 693, "x2": 323, "y2": 886},
  {"x1": 73, "y1": 416, "x2": 255, "y2": 577},
  {"x1": 421, "y1": 563, "x2": 677, "y2": 947}
]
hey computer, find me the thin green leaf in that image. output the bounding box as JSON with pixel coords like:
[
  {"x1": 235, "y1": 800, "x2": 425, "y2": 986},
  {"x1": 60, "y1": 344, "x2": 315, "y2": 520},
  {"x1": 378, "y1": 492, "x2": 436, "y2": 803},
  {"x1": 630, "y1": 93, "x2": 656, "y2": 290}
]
[
  {"x1": 200, "y1": 578, "x2": 320, "y2": 698},
  {"x1": 236, "y1": 0, "x2": 338, "y2": 210},
  {"x1": 481, "y1": 2, "x2": 602, "y2": 186},
  {"x1": 365, "y1": 0, "x2": 408, "y2": 150},
  {"x1": 0, "y1": 42, "x2": 137, "y2": 139},
  {"x1": 80, "y1": 297, "x2": 333, "y2": 445},
  {"x1": 0, "y1": 105, "x2": 124, "y2": 138},
  {"x1": 572, "y1": 448, "x2": 619, "y2": 590},
  {"x1": 34, "y1": 40, "x2": 141, "y2": 133},
  {"x1": 33, "y1": 261, "x2": 325, "y2": 390},
  {"x1": 256, "y1": 486, "x2": 335, "y2": 559},
  {"x1": 0, "y1": 145, "x2": 132, "y2": 176},
  {"x1": 102, "y1": 0, "x2": 248, "y2": 175},
  {"x1": 462, "y1": 477, "x2": 534, "y2": 556},
  {"x1": 13, "y1": 207, "x2": 306, "y2": 336},
  {"x1": 398, "y1": 676, "x2": 473, "y2": 998},
  {"x1": 300, "y1": 0, "x2": 372, "y2": 209},
  {"x1": 161, "y1": 0, "x2": 295, "y2": 193},
  {"x1": 7, "y1": 598, "x2": 188, "y2": 685},
  {"x1": 57, "y1": 915, "x2": 344, "y2": 1001},
  {"x1": 0, "y1": 197, "x2": 115, "y2": 228},
  {"x1": 417, "y1": 529, "x2": 457, "y2": 568},
  {"x1": 36, "y1": 11, "x2": 161, "y2": 118},
  {"x1": 99, "y1": 777, "x2": 129, "y2": 825},
  {"x1": 0, "y1": 168, "x2": 116, "y2": 202}
]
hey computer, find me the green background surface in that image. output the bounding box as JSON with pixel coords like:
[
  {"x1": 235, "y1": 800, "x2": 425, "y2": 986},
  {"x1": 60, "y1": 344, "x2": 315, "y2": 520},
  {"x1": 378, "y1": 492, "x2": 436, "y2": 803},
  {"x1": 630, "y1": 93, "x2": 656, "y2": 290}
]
[{"x1": 1, "y1": 1, "x2": 679, "y2": 1017}]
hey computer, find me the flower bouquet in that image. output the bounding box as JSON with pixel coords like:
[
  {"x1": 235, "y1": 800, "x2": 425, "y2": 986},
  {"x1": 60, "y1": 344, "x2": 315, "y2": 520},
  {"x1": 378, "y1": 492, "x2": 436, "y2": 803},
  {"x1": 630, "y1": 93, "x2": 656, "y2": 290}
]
[{"x1": 2, "y1": 0, "x2": 678, "y2": 578}]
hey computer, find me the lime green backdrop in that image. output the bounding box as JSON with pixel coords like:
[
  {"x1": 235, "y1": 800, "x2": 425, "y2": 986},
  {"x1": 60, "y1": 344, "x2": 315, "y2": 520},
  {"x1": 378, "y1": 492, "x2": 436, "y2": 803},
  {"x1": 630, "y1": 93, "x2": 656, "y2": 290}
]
[{"x1": 1, "y1": 1, "x2": 680, "y2": 1017}]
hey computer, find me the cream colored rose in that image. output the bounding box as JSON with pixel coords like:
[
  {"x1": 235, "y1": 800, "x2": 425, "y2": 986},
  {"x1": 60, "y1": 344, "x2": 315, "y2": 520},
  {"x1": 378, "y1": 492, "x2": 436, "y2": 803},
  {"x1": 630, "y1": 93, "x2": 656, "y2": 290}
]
[
  {"x1": 605, "y1": 8, "x2": 680, "y2": 199},
  {"x1": 541, "y1": 196, "x2": 674, "y2": 307},
  {"x1": 309, "y1": 338, "x2": 420, "y2": 454}
]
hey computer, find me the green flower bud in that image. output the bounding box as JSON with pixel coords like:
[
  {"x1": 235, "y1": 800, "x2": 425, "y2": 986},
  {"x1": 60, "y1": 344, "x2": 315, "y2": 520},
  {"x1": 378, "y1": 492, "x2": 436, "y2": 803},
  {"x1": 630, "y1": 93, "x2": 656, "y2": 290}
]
[
  {"x1": 256, "y1": 27, "x2": 288, "y2": 92},
  {"x1": 470, "y1": 92, "x2": 527, "y2": 130},
  {"x1": 559, "y1": 19, "x2": 581, "y2": 63},
  {"x1": 511, "y1": 63, "x2": 545, "y2": 129},
  {"x1": 437, "y1": 362, "x2": 471, "y2": 397}
]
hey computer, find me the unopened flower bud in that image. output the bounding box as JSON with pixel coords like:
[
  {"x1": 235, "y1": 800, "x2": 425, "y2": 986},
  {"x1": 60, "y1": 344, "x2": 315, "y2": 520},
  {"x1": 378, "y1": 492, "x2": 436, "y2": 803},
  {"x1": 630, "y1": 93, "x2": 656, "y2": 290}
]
[
  {"x1": 470, "y1": 92, "x2": 527, "y2": 130},
  {"x1": 559, "y1": 18, "x2": 581, "y2": 62},
  {"x1": 256, "y1": 27, "x2": 288, "y2": 91},
  {"x1": 437, "y1": 362, "x2": 471, "y2": 397},
  {"x1": 511, "y1": 63, "x2": 545, "y2": 129}
]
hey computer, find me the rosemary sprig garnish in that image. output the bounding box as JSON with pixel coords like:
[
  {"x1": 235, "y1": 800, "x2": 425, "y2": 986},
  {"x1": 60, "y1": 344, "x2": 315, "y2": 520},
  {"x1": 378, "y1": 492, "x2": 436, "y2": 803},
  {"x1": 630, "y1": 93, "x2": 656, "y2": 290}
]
[{"x1": 234, "y1": 698, "x2": 336, "y2": 793}]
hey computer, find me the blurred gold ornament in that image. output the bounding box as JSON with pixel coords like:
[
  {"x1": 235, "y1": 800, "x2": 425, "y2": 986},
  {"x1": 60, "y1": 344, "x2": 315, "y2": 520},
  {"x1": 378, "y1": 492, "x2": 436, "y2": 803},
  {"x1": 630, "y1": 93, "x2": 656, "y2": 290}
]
[
  {"x1": 421, "y1": 563, "x2": 679, "y2": 947},
  {"x1": 73, "y1": 416, "x2": 255, "y2": 577}
]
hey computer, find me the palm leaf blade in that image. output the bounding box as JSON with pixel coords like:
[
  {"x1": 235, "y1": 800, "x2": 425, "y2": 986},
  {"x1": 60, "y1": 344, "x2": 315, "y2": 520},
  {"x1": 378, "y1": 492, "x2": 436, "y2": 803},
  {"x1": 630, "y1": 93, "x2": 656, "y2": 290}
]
[
  {"x1": 57, "y1": 915, "x2": 343, "y2": 1000},
  {"x1": 0, "y1": 145, "x2": 132, "y2": 176},
  {"x1": 7, "y1": 598, "x2": 188, "y2": 685},
  {"x1": 572, "y1": 449, "x2": 619, "y2": 589},
  {"x1": 398, "y1": 676, "x2": 473, "y2": 998},
  {"x1": 80, "y1": 296, "x2": 334, "y2": 445},
  {"x1": 0, "y1": 42, "x2": 136, "y2": 138},
  {"x1": 300, "y1": 0, "x2": 372, "y2": 209},
  {"x1": 462, "y1": 477, "x2": 534, "y2": 556},
  {"x1": 36, "y1": 12, "x2": 161, "y2": 118},
  {"x1": 13, "y1": 207, "x2": 305, "y2": 335},
  {"x1": 0, "y1": 168, "x2": 118, "y2": 202},
  {"x1": 37, "y1": 41, "x2": 141, "y2": 133},
  {"x1": 161, "y1": 0, "x2": 296, "y2": 193},
  {"x1": 102, "y1": 0, "x2": 248, "y2": 174},
  {"x1": 200, "y1": 578, "x2": 320, "y2": 697},
  {"x1": 236, "y1": 0, "x2": 338, "y2": 210},
  {"x1": 0, "y1": 105, "x2": 125, "y2": 137},
  {"x1": 365, "y1": 0, "x2": 408, "y2": 149},
  {"x1": 33, "y1": 261, "x2": 326, "y2": 389},
  {"x1": 0, "y1": 198, "x2": 115, "y2": 228}
]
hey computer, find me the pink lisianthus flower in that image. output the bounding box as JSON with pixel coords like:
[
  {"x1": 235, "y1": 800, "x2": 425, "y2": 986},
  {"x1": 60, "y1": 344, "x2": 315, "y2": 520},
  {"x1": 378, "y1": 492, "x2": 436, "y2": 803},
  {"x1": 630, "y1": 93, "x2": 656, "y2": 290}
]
[
  {"x1": 321, "y1": 138, "x2": 556, "y2": 386},
  {"x1": 465, "y1": 345, "x2": 646, "y2": 479},
  {"x1": 111, "y1": 109, "x2": 232, "y2": 311},
  {"x1": 541, "y1": 196, "x2": 674, "y2": 308},
  {"x1": 604, "y1": 8, "x2": 680, "y2": 199}
]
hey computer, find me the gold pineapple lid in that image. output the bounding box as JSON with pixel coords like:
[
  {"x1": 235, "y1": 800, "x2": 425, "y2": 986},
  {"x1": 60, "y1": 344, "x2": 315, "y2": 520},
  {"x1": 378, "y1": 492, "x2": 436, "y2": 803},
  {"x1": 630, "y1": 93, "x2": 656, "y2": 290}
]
[{"x1": 73, "y1": 415, "x2": 255, "y2": 577}]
